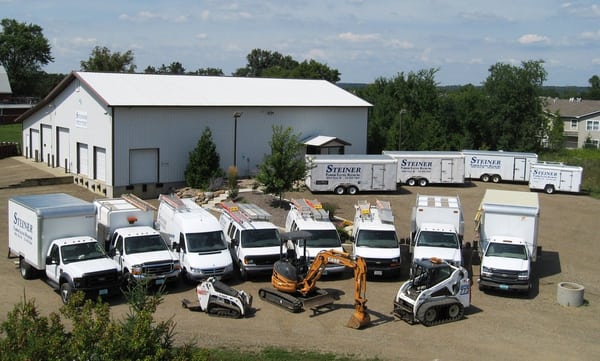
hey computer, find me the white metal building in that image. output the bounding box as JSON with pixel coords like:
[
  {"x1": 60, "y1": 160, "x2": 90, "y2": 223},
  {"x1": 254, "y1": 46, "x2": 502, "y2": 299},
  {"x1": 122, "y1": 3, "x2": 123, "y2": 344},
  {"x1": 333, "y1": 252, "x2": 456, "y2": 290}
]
[{"x1": 18, "y1": 72, "x2": 371, "y2": 198}]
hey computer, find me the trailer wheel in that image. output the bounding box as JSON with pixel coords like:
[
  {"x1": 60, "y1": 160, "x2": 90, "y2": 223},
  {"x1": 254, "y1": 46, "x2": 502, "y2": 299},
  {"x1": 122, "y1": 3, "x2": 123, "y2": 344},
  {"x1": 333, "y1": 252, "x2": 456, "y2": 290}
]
[
  {"x1": 347, "y1": 186, "x2": 358, "y2": 195},
  {"x1": 491, "y1": 175, "x2": 501, "y2": 183},
  {"x1": 407, "y1": 178, "x2": 416, "y2": 186},
  {"x1": 60, "y1": 283, "x2": 73, "y2": 304},
  {"x1": 418, "y1": 178, "x2": 428, "y2": 187},
  {"x1": 480, "y1": 174, "x2": 490, "y2": 182},
  {"x1": 334, "y1": 186, "x2": 345, "y2": 195},
  {"x1": 19, "y1": 258, "x2": 35, "y2": 280},
  {"x1": 544, "y1": 184, "x2": 555, "y2": 194}
]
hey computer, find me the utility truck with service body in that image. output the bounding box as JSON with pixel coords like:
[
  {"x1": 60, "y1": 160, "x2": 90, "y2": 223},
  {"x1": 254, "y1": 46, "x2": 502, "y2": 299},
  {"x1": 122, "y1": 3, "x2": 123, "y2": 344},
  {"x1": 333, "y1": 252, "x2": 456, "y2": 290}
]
[
  {"x1": 462, "y1": 149, "x2": 538, "y2": 183},
  {"x1": 475, "y1": 189, "x2": 540, "y2": 293},
  {"x1": 529, "y1": 162, "x2": 583, "y2": 194},
  {"x1": 305, "y1": 154, "x2": 398, "y2": 195},
  {"x1": 410, "y1": 194, "x2": 464, "y2": 267},
  {"x1": 96, "y1": 195, "x2": 181, "y2": 287},
  {"x1": 219, "y1": 201, "x2": 281, "y2": 279},
  {"x1": 157, "y1": 194, "x2": 233, "y2": 282},
  {"x1": 351, "y1": 200, "x2": 401, "y2": 277},
  {"x1": 393, "y1": 258, "x2": 471, "y2": 326},
  {"x1": 8, "y1": 193, "x2": 121, "y2": 304},
  {"x1": 285, "y1": 198, "x2": 346, "y2": 276},
  {"x1": 382, "y1": 151, "x2": 465, "y2": 187}
]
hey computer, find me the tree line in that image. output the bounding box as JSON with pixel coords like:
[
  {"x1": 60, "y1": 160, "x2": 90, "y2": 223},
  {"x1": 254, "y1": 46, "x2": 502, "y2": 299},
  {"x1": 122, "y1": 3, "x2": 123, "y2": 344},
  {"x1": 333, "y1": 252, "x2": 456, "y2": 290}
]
[{"x1": 2, "y1": 18, "x2": 599, "y2": 154}]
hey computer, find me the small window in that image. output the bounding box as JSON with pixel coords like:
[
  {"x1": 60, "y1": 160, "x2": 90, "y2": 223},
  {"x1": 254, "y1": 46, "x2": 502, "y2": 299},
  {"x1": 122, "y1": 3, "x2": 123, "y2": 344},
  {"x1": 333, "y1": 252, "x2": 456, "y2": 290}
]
[{"x1": 570, "y1": 120, "x2": 578, "y2": 129}]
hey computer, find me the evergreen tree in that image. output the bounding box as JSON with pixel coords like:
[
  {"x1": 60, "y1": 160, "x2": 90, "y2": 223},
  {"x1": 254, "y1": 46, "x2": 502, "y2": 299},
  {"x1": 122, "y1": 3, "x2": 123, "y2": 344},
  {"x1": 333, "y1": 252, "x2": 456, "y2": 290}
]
[{"x1": 184, "y1": 127, "x2": 222, "y2": 189}]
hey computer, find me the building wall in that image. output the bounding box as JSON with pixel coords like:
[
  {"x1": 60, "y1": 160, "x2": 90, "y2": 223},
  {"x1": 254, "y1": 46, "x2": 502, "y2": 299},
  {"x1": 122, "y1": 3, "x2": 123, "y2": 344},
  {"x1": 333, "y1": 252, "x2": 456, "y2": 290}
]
[{"x1": 562, "y1": 114, "x2": 600, "y2": 148}]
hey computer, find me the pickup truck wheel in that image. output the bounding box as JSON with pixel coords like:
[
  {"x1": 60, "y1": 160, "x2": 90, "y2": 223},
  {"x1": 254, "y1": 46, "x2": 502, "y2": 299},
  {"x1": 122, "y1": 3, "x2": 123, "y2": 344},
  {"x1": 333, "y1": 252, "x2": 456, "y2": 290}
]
[
  {"x1": 544, "y1": 184, "x2": 555, "y2": 194},
  {"x1": 480, "y1": 174, "x2": 490, "y2": 182},
  {"x1": 347, "y1": 186, "x2": 358, "y2": 195},
  {"x1": 491, "y1": 175, "x2": 501, "y2": 183},
  {"x1": 237, "y1": 261, "x2": 248, "y2": 281},
  {"x1": 19, "y1": 258, "x2": 35, "y2": 280},
  {"x1": 60, "y1": 283, "x2": 73, "y2": 304},
  {"x1": 334, "y1": 186, "x2": 345, "y2": 195},
  {"x1": 407, "y1": 178, "x2": 416, "y2": 186}
]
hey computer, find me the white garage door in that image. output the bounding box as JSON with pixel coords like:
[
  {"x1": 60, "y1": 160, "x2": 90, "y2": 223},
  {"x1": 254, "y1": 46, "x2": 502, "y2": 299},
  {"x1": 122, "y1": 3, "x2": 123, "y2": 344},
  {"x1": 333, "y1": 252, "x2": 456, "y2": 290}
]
[
  {"x1": 77, "y1": 143, "x2": 89, "y2": 176},
  {"x1": 30, "y1": 129, "x2": 40, "y2": 160},
  {"x1": 129, "y1": 148, "x2": 158, "y2": 184},
  {"x1": 57, "y1": 127, "x2": 70, "y2": 170},
  {"x1": 41, "y1": 124, "x2": 51, "y2": 163},
  {"x1": 94, "y1": 147, "x2": 106, "y2": 182}
]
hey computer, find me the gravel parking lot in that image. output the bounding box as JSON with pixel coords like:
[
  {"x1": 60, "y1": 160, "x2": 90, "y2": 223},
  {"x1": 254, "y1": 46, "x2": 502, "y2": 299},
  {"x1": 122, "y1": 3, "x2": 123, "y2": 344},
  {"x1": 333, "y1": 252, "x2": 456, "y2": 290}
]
[{"x1": 1, "y1": 156, "x2": 599, "y2": 361}]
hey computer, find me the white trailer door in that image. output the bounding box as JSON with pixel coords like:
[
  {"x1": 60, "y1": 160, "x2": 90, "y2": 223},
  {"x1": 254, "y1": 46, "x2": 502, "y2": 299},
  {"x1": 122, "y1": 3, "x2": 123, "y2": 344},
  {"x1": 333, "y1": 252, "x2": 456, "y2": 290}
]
[
  {"x1": 514, "y1": 158, "x2": 527, "y2": 181},
  {"x1": 57, "y1": 127, "x2": 70, "y2": 171},
  {"x1": 441, "y1": 159, "x2": 453, "y2": 182},
  {"x1": 371, "y1": 164, "x2": 385, "y2": 190},
  {"x1": 129, "y1": 148, "x2": 158, "y2": 184}
]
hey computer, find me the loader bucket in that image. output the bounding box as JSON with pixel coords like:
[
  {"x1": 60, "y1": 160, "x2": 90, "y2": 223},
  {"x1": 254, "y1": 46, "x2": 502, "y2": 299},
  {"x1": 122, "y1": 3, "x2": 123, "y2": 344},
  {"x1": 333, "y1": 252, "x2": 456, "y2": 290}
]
[{"x1": 346, "y1": 309, "x2": 371, "y2": 329}]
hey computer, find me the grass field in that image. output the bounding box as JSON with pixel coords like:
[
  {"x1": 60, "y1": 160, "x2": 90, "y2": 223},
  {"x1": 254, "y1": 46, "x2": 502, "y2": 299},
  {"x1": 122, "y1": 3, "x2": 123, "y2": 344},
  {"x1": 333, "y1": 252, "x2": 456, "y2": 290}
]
[{"x1": 0, "y1": 123, "x2": 21, "y2": 144}]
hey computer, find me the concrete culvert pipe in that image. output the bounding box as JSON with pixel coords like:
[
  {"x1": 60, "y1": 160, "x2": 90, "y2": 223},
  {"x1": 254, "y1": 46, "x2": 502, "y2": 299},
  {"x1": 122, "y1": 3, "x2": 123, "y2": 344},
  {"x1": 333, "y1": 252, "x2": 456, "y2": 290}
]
[{"x1": 557, "y1": 282, "x2": 585, "y2": 307}]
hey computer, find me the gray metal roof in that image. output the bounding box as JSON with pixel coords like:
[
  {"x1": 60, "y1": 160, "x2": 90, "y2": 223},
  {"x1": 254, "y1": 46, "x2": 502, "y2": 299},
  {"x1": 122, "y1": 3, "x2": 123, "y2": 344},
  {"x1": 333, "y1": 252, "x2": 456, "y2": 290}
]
[
  {"x1": 74, "y1": 72, "x2": 372, "y2": 108},
  {"x1": 0, "y1": 65, "x2": 12, "y2": 94},
  {"x1": 544, "y1": 98, "x2": 600, "y2": 118}
]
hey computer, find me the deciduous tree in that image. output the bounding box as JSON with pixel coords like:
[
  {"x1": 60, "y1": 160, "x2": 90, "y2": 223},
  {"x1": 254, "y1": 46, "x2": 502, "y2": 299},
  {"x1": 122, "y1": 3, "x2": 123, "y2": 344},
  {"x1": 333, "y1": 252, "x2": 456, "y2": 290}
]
[{"x1": 80, "y1": 46, "x2": 136, "y2": 72}]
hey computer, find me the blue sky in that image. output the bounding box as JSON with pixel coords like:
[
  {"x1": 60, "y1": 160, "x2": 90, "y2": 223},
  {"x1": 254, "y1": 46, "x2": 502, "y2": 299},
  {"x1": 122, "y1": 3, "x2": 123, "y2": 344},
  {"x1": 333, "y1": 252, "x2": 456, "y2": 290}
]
[{"x1": 2, "y1": 0, "x2": 599, "y2": 86}]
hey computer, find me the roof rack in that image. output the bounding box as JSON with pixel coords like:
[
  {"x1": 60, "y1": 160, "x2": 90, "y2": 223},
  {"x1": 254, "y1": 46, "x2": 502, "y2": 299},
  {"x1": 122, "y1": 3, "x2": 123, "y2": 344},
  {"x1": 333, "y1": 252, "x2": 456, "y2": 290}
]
[
  {"x1": 356, "y1": 200, "x2": 372, "y2": 221},
  {"x1": 158, "y1": 194, "x2": 188, "y2": 211},
  {"x1": 221, "y1": 201, "x2": 272, "y2": 224},
  {"x1": 291, "y1": 198, "x2": 329, "y2": 221},
  {"x1": 376, "y1": 200, "x2": 394, "y2": 224},
  {"x1": 121, "y1": 193, "x2": 156, "y2": 211}
]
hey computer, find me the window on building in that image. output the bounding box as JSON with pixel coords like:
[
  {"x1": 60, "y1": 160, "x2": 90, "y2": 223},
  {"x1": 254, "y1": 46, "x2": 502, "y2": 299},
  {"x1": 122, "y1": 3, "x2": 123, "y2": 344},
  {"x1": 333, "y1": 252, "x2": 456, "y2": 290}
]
[
  {"x1": 571, "y1": 120, "x2": 578, "y2": 129},
  {"x1": 586, "y1": 120, "x2": 600, "y2": 131},
  {"x1": 592, "y1": 139, "x2": 600, "y2": 148}
]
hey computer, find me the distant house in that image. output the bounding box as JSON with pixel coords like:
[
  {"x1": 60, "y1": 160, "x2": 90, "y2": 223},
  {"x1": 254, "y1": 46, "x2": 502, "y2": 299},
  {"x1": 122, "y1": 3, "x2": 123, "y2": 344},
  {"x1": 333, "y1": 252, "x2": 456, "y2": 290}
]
[
  {"x1": 16, "y1": 71, "x2": 372, "y2": 198},
  {"x1": 544, "y1": 98, "x2": 600, "y2": 149},
  {"x1": 0, "y1": 65, "x2": 36, "y2": 124}
]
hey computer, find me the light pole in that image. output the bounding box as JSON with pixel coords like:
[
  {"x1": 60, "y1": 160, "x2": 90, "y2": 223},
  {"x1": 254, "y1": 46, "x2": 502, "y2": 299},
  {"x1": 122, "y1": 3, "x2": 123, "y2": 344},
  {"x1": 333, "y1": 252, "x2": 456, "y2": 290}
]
[
  {"x1": 233, "y1": 111, "x2": 242, "y2": 167},
  {"x1": 398, "y1": 109, "x2": 406, "y2": 150}
]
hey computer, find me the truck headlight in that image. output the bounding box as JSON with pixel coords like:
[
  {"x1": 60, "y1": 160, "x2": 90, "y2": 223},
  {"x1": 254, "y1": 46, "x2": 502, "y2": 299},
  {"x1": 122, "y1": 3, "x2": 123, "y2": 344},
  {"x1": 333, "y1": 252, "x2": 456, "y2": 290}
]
[
  {"x1": 481, "y1": 266, "x2": 492, "y2": 276},
  {"x1": 244, "y1": 258, "x2": 255, "y2": 265},
  {"x1": 517, "y1": 271, "x2": 529, "y2": 280},
  {"x1": 131, "y1": 265, "x2": 143, "y2": 275},
  {"x1": 190, "y1": 267, "x2": 203, "y2": 274},
  {"x1": 174, "y1": 261, "x2": 181, "y2": 271}
]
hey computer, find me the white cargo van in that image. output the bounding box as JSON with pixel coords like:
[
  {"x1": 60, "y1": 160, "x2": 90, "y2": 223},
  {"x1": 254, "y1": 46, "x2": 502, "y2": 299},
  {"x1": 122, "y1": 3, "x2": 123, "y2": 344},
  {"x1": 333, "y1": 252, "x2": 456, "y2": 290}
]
[
  {"x1": 351, "y1": 200, "x2": 401, "y2": 277},
  {"x1": 219, "y1": 201, "x2": 281, "y2": 280},
  {"x1": 529, "y1": 162, "x2": 583, "y2": 194},
  {"x1": 305, "y1": 154, "x2": 398, "y2": 195},
  {"x1": 285, "y1": 198, "x2": 346, "y2": 276},
  {"x1": 382, "y1": 151, "x2": 465, "y2": 186},
  {"x1": 462, "y1": 150, "x2": 538, "y2": 183},
  {"x1": 156, "y1": 194, "x2": 234, "y2": 282},
  {"x1": 8, "y1": 193, "x2": 121, "y2": 303}
]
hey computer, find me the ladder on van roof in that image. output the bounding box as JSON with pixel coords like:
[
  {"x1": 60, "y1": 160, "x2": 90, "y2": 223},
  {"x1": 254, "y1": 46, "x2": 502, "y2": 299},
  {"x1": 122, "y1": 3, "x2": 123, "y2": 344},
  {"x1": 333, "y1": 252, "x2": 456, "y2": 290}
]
[
  {"x1": 121, "y1": 193, "x2": 156, "y2": 211},
  {"x1": 376, "y1": 200, "x2": 394, "y2": 224},
  {"x1": 221, "y1": 201, "x2": 272, "y2": 224},
  {"x1": 291, "y1": 198, "x2": 329, "y2": 221},
  {"x1": 158, "y1": 194, "x2": 188, "y2": 211}
]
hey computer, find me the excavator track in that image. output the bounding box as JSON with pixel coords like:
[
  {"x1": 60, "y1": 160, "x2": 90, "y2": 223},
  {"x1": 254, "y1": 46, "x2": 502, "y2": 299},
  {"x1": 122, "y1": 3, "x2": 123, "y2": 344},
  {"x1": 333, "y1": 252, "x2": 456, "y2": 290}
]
[
  {"x1": 416, "y1": 298, "x2": 465, "y2": 326},
  {"x1": 258, "y1": 287, "x2": 304, "y2": 312},
  {"x1": 206, "y1": 297, "x2": 244, "y2": 318}
]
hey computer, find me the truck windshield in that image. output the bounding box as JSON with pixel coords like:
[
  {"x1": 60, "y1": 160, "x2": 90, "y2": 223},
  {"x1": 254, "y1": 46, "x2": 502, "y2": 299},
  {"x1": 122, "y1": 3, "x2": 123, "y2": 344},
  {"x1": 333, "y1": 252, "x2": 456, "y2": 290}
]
[
  {"x1": 186, "y1": 231, "x2": 227, "y2": 252},
  {"x1": 61, "y1": 242, "x2": 107, "y2": 264},
  {"x1": 356, "y1": 230, "x2": 398, "y2": 248},
  {"x1": 125, "y1": 235, "x2": 168, "y2": 254},
  {"x1": 416, "y1": 231, "x2": 459, "y2": 249},
  {"x1": 300, "y1": 230, "x2": 341, "y2": 248},
  {"x1": 485, "y1": 243, "x2": 528, "y2": 260},
  {"x1": 241, "y1": 229, "x2": 280, "y2": 248}
]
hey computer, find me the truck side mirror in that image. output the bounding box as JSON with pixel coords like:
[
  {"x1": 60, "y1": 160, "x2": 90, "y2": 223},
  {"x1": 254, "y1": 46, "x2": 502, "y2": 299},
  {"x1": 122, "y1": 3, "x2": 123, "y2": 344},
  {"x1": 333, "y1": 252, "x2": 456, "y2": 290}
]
[
  {"x1": 108, "y1": 248, "x2": 117, "y2": 257},
  {"x1": 45, "y1": 256, "x2": 57, "y2": 265},
  {"x1": 172, "y1": 241, "x2": 179, "y2": 250}
]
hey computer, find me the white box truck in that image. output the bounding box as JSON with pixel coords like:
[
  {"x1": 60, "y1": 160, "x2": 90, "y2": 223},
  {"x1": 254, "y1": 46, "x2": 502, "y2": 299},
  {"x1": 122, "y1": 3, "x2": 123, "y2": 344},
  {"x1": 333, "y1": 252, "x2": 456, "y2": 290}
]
[
  {"x1": 305, "y1": 154, "x2": 398, "y2": 195},
  {"x1": 156, "y1": 194, "x2": 234, "y2": 282},
  {"x1": 410, "y1": 194, "x2": 464, "y2": 267},
  {"x1": 462, "y1": 150, "x2": 538, "y2": 183},
  {"x1": 8, "y1": 193, "x2": 121, "y2": 304},
  {"x1": 382, "y1": 151, "x2": 465, "y2": 186},
  {"x1": 475, "y1": 189, "x2": 539, "y2": 293},
  {"x1": 529, "y1": 162, "x2": 583, "y2": 194},
  {"x1": 95, "y1": 195, "x2": 181, "y2": 287},
  {"x1": 351, "y1": 200, "x2": 401, "y2": 277}
]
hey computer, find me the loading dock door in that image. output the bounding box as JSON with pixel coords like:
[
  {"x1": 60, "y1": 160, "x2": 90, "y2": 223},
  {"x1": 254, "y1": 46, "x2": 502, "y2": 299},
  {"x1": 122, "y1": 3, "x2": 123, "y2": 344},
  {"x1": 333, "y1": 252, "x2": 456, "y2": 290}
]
[
  {"x1": 30, "y1": 129, "x2": 40, "y2": 160},
  {"x1": 77, "y1": 143, "x2": 89, "y2": 176},
  {"x1": 94, "y1": 147, "x2": 107, "y2": 182},
  {"x1": 129, "y1": 148, "x2": 158, "y2": 184},
  {"x1": 57, "y1": 127, "x2": 70, "y2": 170},
  {"x1": 41, "y1": 124, "x2": 51, "y2": 162}
]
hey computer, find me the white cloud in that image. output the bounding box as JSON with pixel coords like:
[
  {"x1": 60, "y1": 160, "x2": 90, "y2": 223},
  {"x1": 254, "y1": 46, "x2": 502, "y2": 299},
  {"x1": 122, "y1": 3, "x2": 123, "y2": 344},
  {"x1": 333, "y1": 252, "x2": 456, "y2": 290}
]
[
  {"x1": 385, "y1": 39, "x2": 414, "y2": 49},
  {"x1": 579, "y1": 30, "x2": 600, "y2": 40},
  {"x1": 196, "y1": 33, "x2": 208, "y2": 40},
  {"x1": 592, "y1": 58, "x2": 600, "y2": 65},
  {"x1": 468, "y1": 58, "x2": 484, "y2": 64},
  {"x1": 69, "y1": 37, "x2": 97, "y2": 46},
  {"x1": 119, "y1": 11, "x2": 188, "y2": 23},
  {"x1": 518, "y1": 34, "x2": 550, "y2": 45},
  {"x1": 338, "y1": 32, "x2": 380, "y2": 42}
]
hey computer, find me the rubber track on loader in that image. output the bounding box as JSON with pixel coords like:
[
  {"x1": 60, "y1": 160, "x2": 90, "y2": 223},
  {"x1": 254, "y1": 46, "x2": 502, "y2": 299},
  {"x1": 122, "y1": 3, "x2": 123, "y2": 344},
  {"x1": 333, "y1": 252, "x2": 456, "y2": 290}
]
[
  {"x1": 416, "y1": 298, "x2": 465, "y2": 326},
  {"x1": 258, "y1": 287, "x2": 304, "y2": 313},
  {"x1": 207, "y1": 297, "x2": 244, "y2": 318}
]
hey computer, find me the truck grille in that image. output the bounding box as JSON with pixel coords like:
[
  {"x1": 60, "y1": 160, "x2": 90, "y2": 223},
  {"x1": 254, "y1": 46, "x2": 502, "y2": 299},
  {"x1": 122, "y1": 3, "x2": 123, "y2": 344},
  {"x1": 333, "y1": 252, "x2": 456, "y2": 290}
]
[
  {"x1": 81, "y1": 270, "x2": 119, "y2": 288},
  {"x1": 143, "y1": 261, "x2": 175, "y2": 275},
  {"x1": 488, "y1": 268, "x2": 519, "y2": 282},
  {"x1": 248, "y1": 254, "x2": 279, "y2": 266},
  {"x1": 202, "y1": 267, "x2": 226, "y2": 275},
  {"x1": 364, "y1": 258, "x2": 395, "y2": 268}
]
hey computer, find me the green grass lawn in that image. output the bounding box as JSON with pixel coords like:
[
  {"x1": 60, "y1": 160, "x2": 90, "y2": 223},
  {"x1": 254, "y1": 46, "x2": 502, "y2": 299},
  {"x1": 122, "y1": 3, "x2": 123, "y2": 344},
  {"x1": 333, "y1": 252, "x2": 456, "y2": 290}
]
[{"x1": 0, "y1": 123, "x2": 22, "y2": 144}]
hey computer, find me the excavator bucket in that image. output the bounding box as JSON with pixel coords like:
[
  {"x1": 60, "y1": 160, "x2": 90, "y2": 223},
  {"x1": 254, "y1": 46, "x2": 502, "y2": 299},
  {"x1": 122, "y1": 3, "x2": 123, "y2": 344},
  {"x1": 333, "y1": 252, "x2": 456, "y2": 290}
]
[{"x1": 346, "y1": 309, "x2": 371, "y2": 329}]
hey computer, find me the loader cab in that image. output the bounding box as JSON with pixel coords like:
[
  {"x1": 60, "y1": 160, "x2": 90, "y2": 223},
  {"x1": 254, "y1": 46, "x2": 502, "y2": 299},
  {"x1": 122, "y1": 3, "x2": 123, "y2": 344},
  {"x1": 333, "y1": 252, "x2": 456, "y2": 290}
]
[{"x1": 410, "y1": 258, "x2": 452, "y2": 290}]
